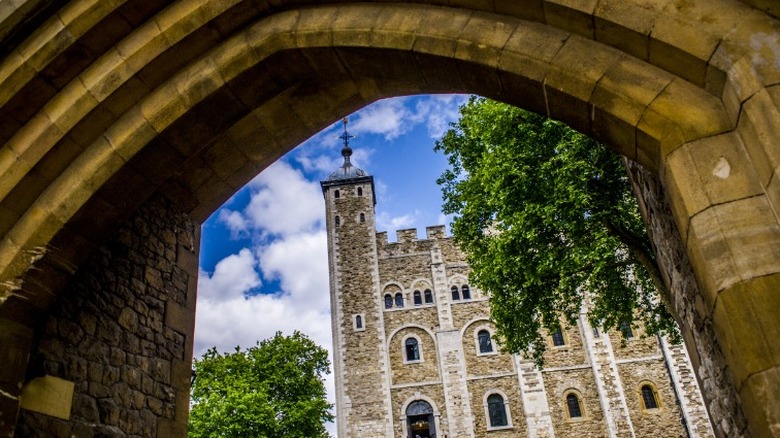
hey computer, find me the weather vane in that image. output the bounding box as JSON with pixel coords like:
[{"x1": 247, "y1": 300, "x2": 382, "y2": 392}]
[{"x1": 338, "y1": 117, "x2": 354, "y2": 149}]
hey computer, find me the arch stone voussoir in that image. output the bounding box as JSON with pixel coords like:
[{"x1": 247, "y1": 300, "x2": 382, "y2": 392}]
[{"x1": 1, "y1": 1, "x2": 780, "y2": 437}]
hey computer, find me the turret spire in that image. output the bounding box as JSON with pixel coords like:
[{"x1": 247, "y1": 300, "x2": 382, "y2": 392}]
[
  {"x1": 338, "y1": 117, "x2": 354, "y2": 165},
  {"x1": 323, "y1": 116, "x2": 369, "y2": 182}
]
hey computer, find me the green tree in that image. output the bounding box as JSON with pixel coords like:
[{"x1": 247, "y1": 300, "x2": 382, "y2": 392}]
[
  {"x1": 436, "y1": 97, "x2": 678, "y2": 365},
  {"x1": 189, "y1": 331, "x2": 333, "y2": 438}
]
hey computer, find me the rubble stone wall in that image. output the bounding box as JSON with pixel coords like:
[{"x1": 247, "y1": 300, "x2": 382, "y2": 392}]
[{"x1": 15, "y1": 195, "x2": 198, "y2": 438}]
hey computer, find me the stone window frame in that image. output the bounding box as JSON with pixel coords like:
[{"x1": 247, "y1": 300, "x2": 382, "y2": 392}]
[
  {"x1": 451, "y1": 285, "x2": 460, "y2": 301},
  {"x1": 550, "y1": 323, "x2": 568, "y2": 348},
  {"x1": 563, "y1": 389, "x2": 586, "y2": 421},
  {"x1": 409, "y1": 280, "x2": 435, "y2": 308},
  {"x1": 400, "y1": 394, "x2": 442, "y2": 438},
  {"x1": 473, "y1": 324, "x2": 498, "y2": 357},
  {"x1": 395, "y1": 292, "x2": 405, "y2": 308},
  {"x1": 461, "y1": 284, "x2": 472, "y2": 300},
  {"x1": 353, "y1": 314, "x2": 365, "y2": 332},
  {"x1": 413, "y1": 290, "x2": 423, "y2": 306},
  {"x1": 402, "y1": 333, "x2": 424, "y2": 364},
  {"x1": 423, "y1": 289, "x2": 434, "y2": 304},
  {"x1": 381, "y1": 283, "x2": 407, "y2": 312},
  {"x1": 638, "y1": 381, "x2": 662, "y2": 412},
  {"x1": 483, "y1": 389, "x2": 513, "y2": 431},
  {"x1": 619, "y1": 321, "x2": 635, "y2": 340}
]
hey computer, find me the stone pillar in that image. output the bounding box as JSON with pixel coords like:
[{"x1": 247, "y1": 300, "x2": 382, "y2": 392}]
[
  {"x1": 14, "y1": 195, "x2": 199, "y2": 437},
  {"x1": 659, "y1": 337, "x2": 716, "y2": 437},
  {"x1": 626, "y1": 159, "x2": 747, "y2": 437},
  {"x1": 435, "y1": 330, "x2": 476, "y2": 438},
  {"x1": 514, "y1": 356, "x2": 555, "y2": 438},
  {"x1": 580, "y1": 313, "x2": 635, "y2": 438}
]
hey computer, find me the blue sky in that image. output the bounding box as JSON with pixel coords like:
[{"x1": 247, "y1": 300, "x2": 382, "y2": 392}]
[{"x1": 193, "y1": 94, "x2": 469, "y2": 435}]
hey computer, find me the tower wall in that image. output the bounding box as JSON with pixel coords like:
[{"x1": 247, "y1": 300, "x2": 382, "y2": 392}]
[{"x1": 323, "y1": 179, "x2": 392, "y2": 438}]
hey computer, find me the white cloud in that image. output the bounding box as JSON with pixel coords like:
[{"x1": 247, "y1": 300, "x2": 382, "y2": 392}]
[
  {"x1": 376, "y1": 210, "x2": 418, "y2": 232},
  {"x1": 415, "y1": 94, "x2": 468, "y2": 138},
  {"x1": 257, "y1": 230, "x2": 330, "y2": 311},
  {"x1": 218, "y1": 161, "x2": 324, "y2": 238},
  {"x1": 351, "y1": 98, "x2": 413, "y2": 140},
  {"x1": 197, "y1": 248, "x2": 261, "y2": 301},
  {"x1": 218, "y1": 209, "x2": 250, "y2": 238}
]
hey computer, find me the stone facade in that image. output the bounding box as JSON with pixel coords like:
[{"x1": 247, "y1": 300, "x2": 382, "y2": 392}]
[
  {"x1": 14, "y1": 195, "x2": 198, "y2": 437},
  {"x1": 324, "y1": 166, "x2": 716, "y2": 438}
]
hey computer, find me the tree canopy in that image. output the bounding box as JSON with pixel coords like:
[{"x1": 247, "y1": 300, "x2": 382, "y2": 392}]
[
  {"x1": 188, "y1": 331, "x2": 333, "y2": 438},
  {"x1": 436, "y1": 97, "x2": 678, "y2": 365}
]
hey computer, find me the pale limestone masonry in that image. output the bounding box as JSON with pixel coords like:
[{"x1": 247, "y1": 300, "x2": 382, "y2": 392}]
[{"x1": 323, "y1": 162, "x2": 715, "y2": 438}]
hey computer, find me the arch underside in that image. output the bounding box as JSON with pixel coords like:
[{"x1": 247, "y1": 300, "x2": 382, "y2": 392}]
[{"x1": 1, "y1": 1, "x2": 779, "y2": 437}]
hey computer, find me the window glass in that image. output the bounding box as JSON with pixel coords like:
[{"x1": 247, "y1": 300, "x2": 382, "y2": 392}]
[
  {"x1": 384, "y1": 294, "x2": 392, "y2": 309},
  {"x1": 405, "y1": 338, "x2": 420, "y2": 361},
  {"x1": 413, "y1": 291, "x2": 422, "y2": 306},
  {"x1": 357, "y1": 187, "x2": 363, "y2": 196},
  {"x1": 487, "y1": 394, "x2": 508, "y2": 427},
  {"x1": 478, "y1": 330, "x2": 493, "y2": 353},
  {"x1": 566, "y1": 394, "x2": 582, "y2": 418},
  {"x1": 641, "y1": 385, "x2": 658, "y2": 409},
  {"x1": 451, "y1": 286, "x2": 460, "y2": 301},
  {"x1": 424, "y1": 289, "x2": 433, "y2": 304},
  {"x1": 355, "y1": 315, "x2": 362, "y2": 329},
  {"x1": 462, "y1": 285, "x2": 471, "y2": 300},
  {"x1": 620, "y1": 322, "x2": 634, "y2": 339},
  {"x1": 395, "y1": 293, "x2": 404, "y2": 307},
  {"x1": 335, "y1": 216, "x2": 340, "y2": 226},
  {"x1": 552, "y1": 326, "x2": 565, "y2": 346},
  {"x1": 334, "y1": 190, "x2": 340, "y2": 198},
  {"x1": 359, "y1": 213, "x2": 365, "y2": 223}
]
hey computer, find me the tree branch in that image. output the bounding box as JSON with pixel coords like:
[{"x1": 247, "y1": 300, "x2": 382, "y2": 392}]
[{"x1": 602, "y1": 219, "x2": 672, "y2": 309}]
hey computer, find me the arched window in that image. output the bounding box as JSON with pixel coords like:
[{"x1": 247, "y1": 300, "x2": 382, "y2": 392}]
[
  {"x1": 359, "y1": 212, "x2": 365, "y2": 223},
  {"x1": 462, "y1": 284, "x2": 471, "y2": 300},
  {"x1": 552, "y1": 325, "x2": 565, "y2": 346},
  {"x1": 424, "y1": 289, "x2": 433, "y2": 304},
  {"x1": 487, "y1": 394, "x2": 508, "y2": 427},
  {"x1": 406, "y1": 400, "x2": 434, "y2": 436},
  {"x1": 641, "y1": 385, "x2": 659, "y2": 409},
  {"x1": 334, "y1": 190, "x2": 340, "y2": 198},
  {"x1": 566, "y1": 393, "x2": 583, "y2": 418},
  {"x1": 478, "y1": 330, "x2": 493, "y2": 353},
  {"x1": 620, "y1": 322, "x2": 634, "y2": 339},
  {"x1": 384, "y1": 294, "x2": 392, "y2": 309},
  {"x1": 451, "y1": 286, "x2": 460, "y2": 301},
  {"x1": 395, "y1": 293, "x2": 404, "y2": 308},
  {"x1": 334, "y1": 216, "x2": 340, "y2": 226},
  {"x1": 413, "y1": 290, "x2": 422, "y2": 306},
  {"x1": 405, "y1": 338, "x2": 420, "y2": 361},
  {"x1": 355, "y1": 315, "x2": 363, "y2": 329},
  {"x1": 357, "y1": 187, "x2": 363, "y2": 196}
]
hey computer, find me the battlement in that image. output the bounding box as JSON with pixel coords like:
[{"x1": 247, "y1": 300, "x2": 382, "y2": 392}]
[{"x1": 375, "y1": 225, "x2": 450, "y2": 247}]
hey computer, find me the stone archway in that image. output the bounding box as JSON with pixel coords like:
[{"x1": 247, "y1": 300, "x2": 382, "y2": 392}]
[{"x1": 0, "y1": 1, "x2": 779, "y2": 437}]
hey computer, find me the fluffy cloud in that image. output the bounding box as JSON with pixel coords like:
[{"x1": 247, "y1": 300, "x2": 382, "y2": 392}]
[
  {"x1": 219, "y1": 161, "x2": 324, "y2": 238},
  {"x1": 197, "y1": 248, "x2": 261, "y2": 301},
  {"x1": 376, "y1": 210, "x2": 418, "y2": 232}
]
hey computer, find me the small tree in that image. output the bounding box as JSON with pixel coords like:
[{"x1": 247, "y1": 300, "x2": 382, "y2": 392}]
[
  {"x1": 189, "y1": 331, "x2": 333, "y2": 438},
  {"x1": 436, "y1": 97, "x2": 678, "y2": 365}
]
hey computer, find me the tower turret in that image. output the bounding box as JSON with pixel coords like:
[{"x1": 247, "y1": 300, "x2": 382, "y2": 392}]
[{"x1": 321, "y1": 118, "x2": 391, "y2": 438}]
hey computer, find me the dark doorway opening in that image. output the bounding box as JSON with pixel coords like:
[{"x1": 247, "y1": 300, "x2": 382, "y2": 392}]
[{"x1": 406, "y1": 400, "x2": 435, "y2": 438}]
